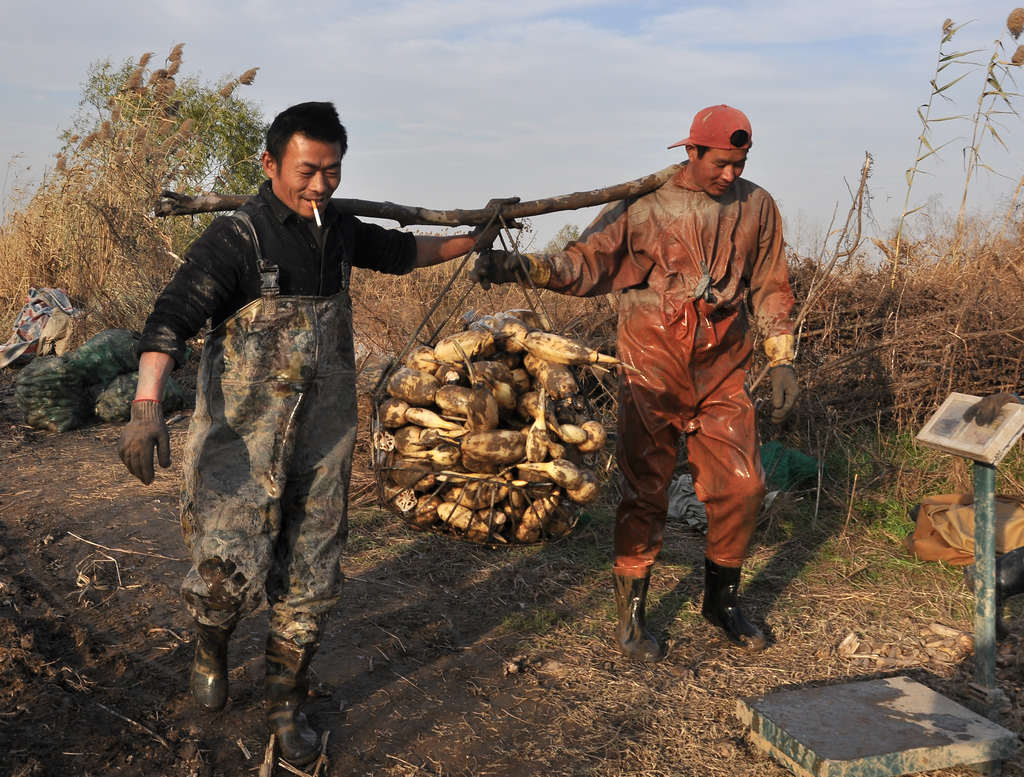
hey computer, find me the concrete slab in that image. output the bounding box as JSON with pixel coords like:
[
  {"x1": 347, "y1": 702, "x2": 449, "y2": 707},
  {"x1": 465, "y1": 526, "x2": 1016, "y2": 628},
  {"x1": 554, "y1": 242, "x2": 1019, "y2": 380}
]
[{"x1": 737, "y1": 676, "x2": 1017, "y2": 777}]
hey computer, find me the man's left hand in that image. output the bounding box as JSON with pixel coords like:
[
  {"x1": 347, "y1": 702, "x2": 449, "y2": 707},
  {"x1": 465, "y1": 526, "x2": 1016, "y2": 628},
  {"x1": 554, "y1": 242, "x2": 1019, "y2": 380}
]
[{"x1": 769, "y1": 365, "x2": 799, "y2": 424}]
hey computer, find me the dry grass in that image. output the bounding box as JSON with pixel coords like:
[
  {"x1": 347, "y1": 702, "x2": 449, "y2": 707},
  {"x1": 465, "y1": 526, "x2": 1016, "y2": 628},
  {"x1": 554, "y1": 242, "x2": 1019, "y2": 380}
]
[
  {"x1": 788, "y1": 222, "x2": 1024, "y2": 431},
  {"x1": 331, "y1": 487, "x2": 1024, "y2": 777},
  {"x1": 0, "y1": 45, "x2": 261, "y2": 336}
]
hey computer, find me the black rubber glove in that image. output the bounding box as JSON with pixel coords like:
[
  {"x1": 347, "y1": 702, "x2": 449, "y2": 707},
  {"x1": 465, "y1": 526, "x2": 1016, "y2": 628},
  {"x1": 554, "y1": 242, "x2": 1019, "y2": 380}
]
[
  {"x1": 118, "y1": 400, "x2": 171, "y2": 484},
  {"x1": 964, "y1": 392, "x2": 1022, "y2": 426},
  {"x1": 470, "y1": 249, "x2": 522, "y2": 290},
  {"x1": 769, "y1": 365, "x2": 799, "y2": 424}
]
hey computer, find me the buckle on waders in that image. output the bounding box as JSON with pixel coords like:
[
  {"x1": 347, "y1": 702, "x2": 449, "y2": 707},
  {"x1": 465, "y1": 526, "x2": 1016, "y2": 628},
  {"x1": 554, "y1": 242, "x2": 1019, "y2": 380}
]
[{"x1": 259, "y1": 260, "x2": 280, "y2": 315}]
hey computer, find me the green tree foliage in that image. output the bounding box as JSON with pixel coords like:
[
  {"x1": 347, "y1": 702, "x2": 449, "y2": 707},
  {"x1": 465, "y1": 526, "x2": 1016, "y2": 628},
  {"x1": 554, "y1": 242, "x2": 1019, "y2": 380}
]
[
  {"x1": 61, "y1": 46, "x2": 265, "y2": 194},
  {"x1": 543, "y1": 223, "x2": 581, "y2": 253}
]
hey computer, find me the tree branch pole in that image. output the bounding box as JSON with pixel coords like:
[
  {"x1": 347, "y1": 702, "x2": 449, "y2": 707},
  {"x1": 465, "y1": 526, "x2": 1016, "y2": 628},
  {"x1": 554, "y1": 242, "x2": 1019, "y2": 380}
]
[{"x1": 153, "y1": 165, "x2": 680, "y2": 226}]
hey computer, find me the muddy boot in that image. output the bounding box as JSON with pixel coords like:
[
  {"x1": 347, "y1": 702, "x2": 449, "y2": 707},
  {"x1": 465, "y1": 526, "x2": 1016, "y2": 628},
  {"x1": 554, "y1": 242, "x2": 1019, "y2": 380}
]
[
  {"x1": 613, "y1": 573, "x2": 665, "y2": 662},
  {"x1": 701, "y1": 558, "x2": 767, "y2": 651},
  {"x1": 190, "y1": 622, "x2": 234, "y2": 711},
  {"x1": 265, "y1": 634, "x2": 320, "y2": 767}
]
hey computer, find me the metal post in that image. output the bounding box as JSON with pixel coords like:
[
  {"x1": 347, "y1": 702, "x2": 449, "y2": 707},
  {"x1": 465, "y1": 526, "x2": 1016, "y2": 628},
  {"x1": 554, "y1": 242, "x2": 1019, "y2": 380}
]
[{"x1": 972, "y1": 462, "x2": 998, "y2": 696}]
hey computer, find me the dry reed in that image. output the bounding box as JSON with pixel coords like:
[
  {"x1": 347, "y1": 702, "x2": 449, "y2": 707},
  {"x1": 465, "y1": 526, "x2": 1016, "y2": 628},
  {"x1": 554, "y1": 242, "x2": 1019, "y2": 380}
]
[{"x1": 0, "y1": 45, "x2": 262, "y2": 335}]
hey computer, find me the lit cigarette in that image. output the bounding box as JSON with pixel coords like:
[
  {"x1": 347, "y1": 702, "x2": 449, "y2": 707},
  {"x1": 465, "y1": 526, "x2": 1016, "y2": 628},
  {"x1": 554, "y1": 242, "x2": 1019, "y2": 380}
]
[{"x1": 311, "y1": 201, "x2": 322, "y2": 227}]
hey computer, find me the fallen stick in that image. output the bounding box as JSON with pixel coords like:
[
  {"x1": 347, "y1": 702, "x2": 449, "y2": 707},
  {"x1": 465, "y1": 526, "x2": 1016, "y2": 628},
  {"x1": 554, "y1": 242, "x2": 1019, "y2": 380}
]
[
  {"x1": 237, "y1": 737, "x2": 252, "y2": 760},
  {"x1": 93, "y1": 701, "x2": 171, "y2": 751},
  {"x1": 277, "y1": 759, "x2": 311, "y2": 777},
  {"x1": 311, "y1": 731, "x2": 330, "y2": 777},
  {"x1": 66, "y1": 531, "x2": 185, "y2": 562},
  {"x1": 154, "y1": 165, "x2": 679, "y2": 226},
  {"x1": 258, "y1": 734, "x2": 276, "y2": 777}
]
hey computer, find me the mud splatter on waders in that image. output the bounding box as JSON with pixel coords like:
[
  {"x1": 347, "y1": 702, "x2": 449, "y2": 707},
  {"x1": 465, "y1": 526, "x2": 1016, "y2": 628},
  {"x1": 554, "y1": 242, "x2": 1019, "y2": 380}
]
[{"x1": 181, "y1": 212, "x2": 354, "y2": 764}]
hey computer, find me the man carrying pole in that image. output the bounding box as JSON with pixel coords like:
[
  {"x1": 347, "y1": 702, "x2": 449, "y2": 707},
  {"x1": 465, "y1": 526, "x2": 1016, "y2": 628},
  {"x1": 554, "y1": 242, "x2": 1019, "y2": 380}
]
[
  {"x1": 472, "y1": 105, "x2": 800, "y2": 659},
  {"x1": 117, "y1": 102, "x2": 480, "y2": 766}
]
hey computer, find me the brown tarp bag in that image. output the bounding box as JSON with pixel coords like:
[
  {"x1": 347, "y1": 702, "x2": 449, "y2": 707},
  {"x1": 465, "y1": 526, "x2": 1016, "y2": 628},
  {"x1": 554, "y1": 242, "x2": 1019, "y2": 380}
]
[{"x1": 904, "y1": 493, "x2": 1024, "y2": 566}]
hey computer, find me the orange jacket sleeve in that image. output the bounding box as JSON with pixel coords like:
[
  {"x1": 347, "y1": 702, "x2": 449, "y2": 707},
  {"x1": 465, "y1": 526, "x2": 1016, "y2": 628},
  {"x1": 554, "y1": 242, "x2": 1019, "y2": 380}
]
[
  {"x1": 748, "y1": 194, "x2": 795, "y2": 339},
  {"x1": 543, "y1": 199, "x2": 654, "y2": 297}
]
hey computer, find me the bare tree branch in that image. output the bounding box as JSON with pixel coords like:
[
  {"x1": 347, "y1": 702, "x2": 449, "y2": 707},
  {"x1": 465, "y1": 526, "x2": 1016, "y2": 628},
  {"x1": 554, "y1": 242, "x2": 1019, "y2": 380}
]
[{"x1": 153, "y1": 166, "x2": 680, "y2": 226}]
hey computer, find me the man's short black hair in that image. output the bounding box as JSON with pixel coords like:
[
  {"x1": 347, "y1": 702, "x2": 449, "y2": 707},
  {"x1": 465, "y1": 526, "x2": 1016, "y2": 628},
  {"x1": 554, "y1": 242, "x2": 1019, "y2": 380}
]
[
  {"x1": 266, "y1": 102, "x2": 348, "y2": 162},
  {"x1": 695, "y1": 145, "x2": 709, "y2": 158}
]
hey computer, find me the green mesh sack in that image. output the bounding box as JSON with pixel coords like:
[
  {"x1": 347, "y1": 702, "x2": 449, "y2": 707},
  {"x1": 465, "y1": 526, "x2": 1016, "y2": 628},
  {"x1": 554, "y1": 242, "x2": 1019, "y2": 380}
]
[
  {"x1": 65, "y1": 329, "x2": 140, "y2": 387},
  {"x1": 13, "y1": 356, "x2": 93, "y2": 432},
  {"x1": 760, "y1": 440, "x2": 820, "y2": 491},
  {"x1": 93, "y1": 373, "x2": 188, "y2": 423}
]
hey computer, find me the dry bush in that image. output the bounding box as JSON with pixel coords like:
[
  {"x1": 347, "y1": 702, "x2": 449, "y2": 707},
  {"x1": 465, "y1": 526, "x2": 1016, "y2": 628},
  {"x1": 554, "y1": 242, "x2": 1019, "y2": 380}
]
[
  {"x1": 789, "y1": 222, "x2": 1024, "y2": 430},
  {"x1": 349, "y1": 255, "x2": 618, "y2": 358},
  {"x1": 0, "y1": 45, "x2": 262, "y2": 335}
]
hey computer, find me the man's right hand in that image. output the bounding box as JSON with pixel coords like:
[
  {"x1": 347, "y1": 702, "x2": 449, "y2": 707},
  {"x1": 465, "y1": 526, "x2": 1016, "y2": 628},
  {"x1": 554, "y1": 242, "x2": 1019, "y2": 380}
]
[{"x1": 118, "y1": 400, "x2": 171, "y2": 484}]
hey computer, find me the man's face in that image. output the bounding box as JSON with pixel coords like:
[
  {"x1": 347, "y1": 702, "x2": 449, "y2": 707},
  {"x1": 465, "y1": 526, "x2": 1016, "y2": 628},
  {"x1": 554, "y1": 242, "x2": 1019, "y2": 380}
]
[
  {"x1": 261, "y1": 133, "x2": 342, "y2": 219},
  {"x1": 683, "y1": 146, "x2": 747, "y2": 197}
]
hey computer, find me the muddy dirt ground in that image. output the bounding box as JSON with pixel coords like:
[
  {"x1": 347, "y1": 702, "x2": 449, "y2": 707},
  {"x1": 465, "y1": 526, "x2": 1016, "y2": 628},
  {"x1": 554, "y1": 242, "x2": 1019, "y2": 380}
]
[{"x1": 3, "y1": 363, "x2": 1024, "y2": 777}]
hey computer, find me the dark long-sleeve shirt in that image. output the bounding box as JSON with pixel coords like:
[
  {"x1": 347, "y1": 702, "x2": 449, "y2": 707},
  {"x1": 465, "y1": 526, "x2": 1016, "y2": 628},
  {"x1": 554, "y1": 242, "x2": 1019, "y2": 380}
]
[{"x1": 139, "y1": 180, "x2": 417, "y2": 365}]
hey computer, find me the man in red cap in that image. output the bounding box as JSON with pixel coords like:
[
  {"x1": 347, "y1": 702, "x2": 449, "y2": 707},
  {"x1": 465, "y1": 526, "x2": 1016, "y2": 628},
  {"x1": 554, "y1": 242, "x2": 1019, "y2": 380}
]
[{"x1": 472, "y1": 104, "x2": 798, "y2": 658}]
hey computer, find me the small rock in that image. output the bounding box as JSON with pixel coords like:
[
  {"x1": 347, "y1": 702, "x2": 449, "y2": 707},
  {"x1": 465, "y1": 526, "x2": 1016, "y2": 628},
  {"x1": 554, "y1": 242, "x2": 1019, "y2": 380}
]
[
  {"x1": 503, "y1": 655, "x2": 528, "y2": 676},
  {"x1": 538, "y1": 659, "x2": 570, "y2": 679}
]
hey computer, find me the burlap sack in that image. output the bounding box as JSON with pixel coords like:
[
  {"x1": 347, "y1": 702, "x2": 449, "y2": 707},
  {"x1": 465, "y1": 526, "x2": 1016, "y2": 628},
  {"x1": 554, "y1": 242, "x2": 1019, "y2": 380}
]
[{"x1": 904, "y1": 493, "x2": 1024, "y2": 566}]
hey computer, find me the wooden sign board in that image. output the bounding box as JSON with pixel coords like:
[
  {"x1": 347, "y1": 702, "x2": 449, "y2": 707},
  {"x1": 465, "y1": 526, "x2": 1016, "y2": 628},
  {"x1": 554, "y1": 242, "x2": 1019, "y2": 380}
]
[{"x1": 916, "y1": 392, "x2": 1024, "y2": 465}]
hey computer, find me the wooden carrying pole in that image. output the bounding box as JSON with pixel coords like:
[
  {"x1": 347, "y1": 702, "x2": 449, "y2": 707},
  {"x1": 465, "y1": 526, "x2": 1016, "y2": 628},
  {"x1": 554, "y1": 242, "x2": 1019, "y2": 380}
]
[{"x1": 153, "y1": 165, "x2": 679, "y2": 226}]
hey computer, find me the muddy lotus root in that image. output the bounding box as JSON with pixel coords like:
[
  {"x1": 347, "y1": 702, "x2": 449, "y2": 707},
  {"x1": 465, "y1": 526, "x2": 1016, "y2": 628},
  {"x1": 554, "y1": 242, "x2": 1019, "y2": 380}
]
[{"x1": 375, "y1": 310, "x2": 612, "y2": 544}]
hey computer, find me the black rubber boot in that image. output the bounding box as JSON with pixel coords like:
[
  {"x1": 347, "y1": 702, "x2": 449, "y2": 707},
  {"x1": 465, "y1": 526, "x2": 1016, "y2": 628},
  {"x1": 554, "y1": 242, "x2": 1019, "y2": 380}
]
[
  {"x1": 265, "y1": 634, "x2": 320, "y2": 767},
  {"x1": 613, "y1": 572, "x2": 665, "y2": 662},
  {"x1": 701, "y1": 558, "x2": 767, "y2": 651},
  {"x1": 190, "y1": 622, "x2": 234, "y2": 711},
  {"x1": 964, "y1": 547, "x2": 1024, "y2": 641},
  {"x1": 997, "y1": 546, "x2": 1024, "y2": 600}
]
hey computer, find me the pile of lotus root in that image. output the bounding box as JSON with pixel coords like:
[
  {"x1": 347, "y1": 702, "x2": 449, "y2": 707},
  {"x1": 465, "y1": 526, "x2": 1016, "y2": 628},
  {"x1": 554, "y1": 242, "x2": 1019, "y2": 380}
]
[{"x1": 373, "y1": 309, "x2": 615, "y2": 544}]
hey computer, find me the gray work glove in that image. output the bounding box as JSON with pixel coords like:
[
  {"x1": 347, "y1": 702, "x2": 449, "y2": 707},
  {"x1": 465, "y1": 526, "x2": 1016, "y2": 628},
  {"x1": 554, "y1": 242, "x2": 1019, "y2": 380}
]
[
  {"x1": 769, "y1": 365, "x2": 799, "y2": 424},
  {"x1": 964, "y1": 392, "x2": 1022, "y2": 426},
  {"x1": 118, "y1": 400, "x2": 171, "y2": 484}
]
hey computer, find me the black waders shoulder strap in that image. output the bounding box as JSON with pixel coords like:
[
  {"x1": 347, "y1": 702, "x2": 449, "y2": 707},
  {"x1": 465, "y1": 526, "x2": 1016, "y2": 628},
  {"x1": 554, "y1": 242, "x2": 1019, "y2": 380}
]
[{"x1": 231, "y1": 210, "x2": 280, "y2": 314}]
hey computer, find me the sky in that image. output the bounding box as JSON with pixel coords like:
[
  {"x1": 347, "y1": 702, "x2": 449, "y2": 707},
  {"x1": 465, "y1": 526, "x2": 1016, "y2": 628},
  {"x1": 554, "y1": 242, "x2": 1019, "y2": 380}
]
[{"x1": 2, "y1": 0, "x2": 1023, "y2": 253}]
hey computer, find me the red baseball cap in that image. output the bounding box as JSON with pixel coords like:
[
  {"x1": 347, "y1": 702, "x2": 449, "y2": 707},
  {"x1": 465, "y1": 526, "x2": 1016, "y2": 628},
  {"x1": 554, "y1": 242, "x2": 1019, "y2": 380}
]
[{"x1": 668, "y1": 105, "x2": 752, "y2": 150}]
